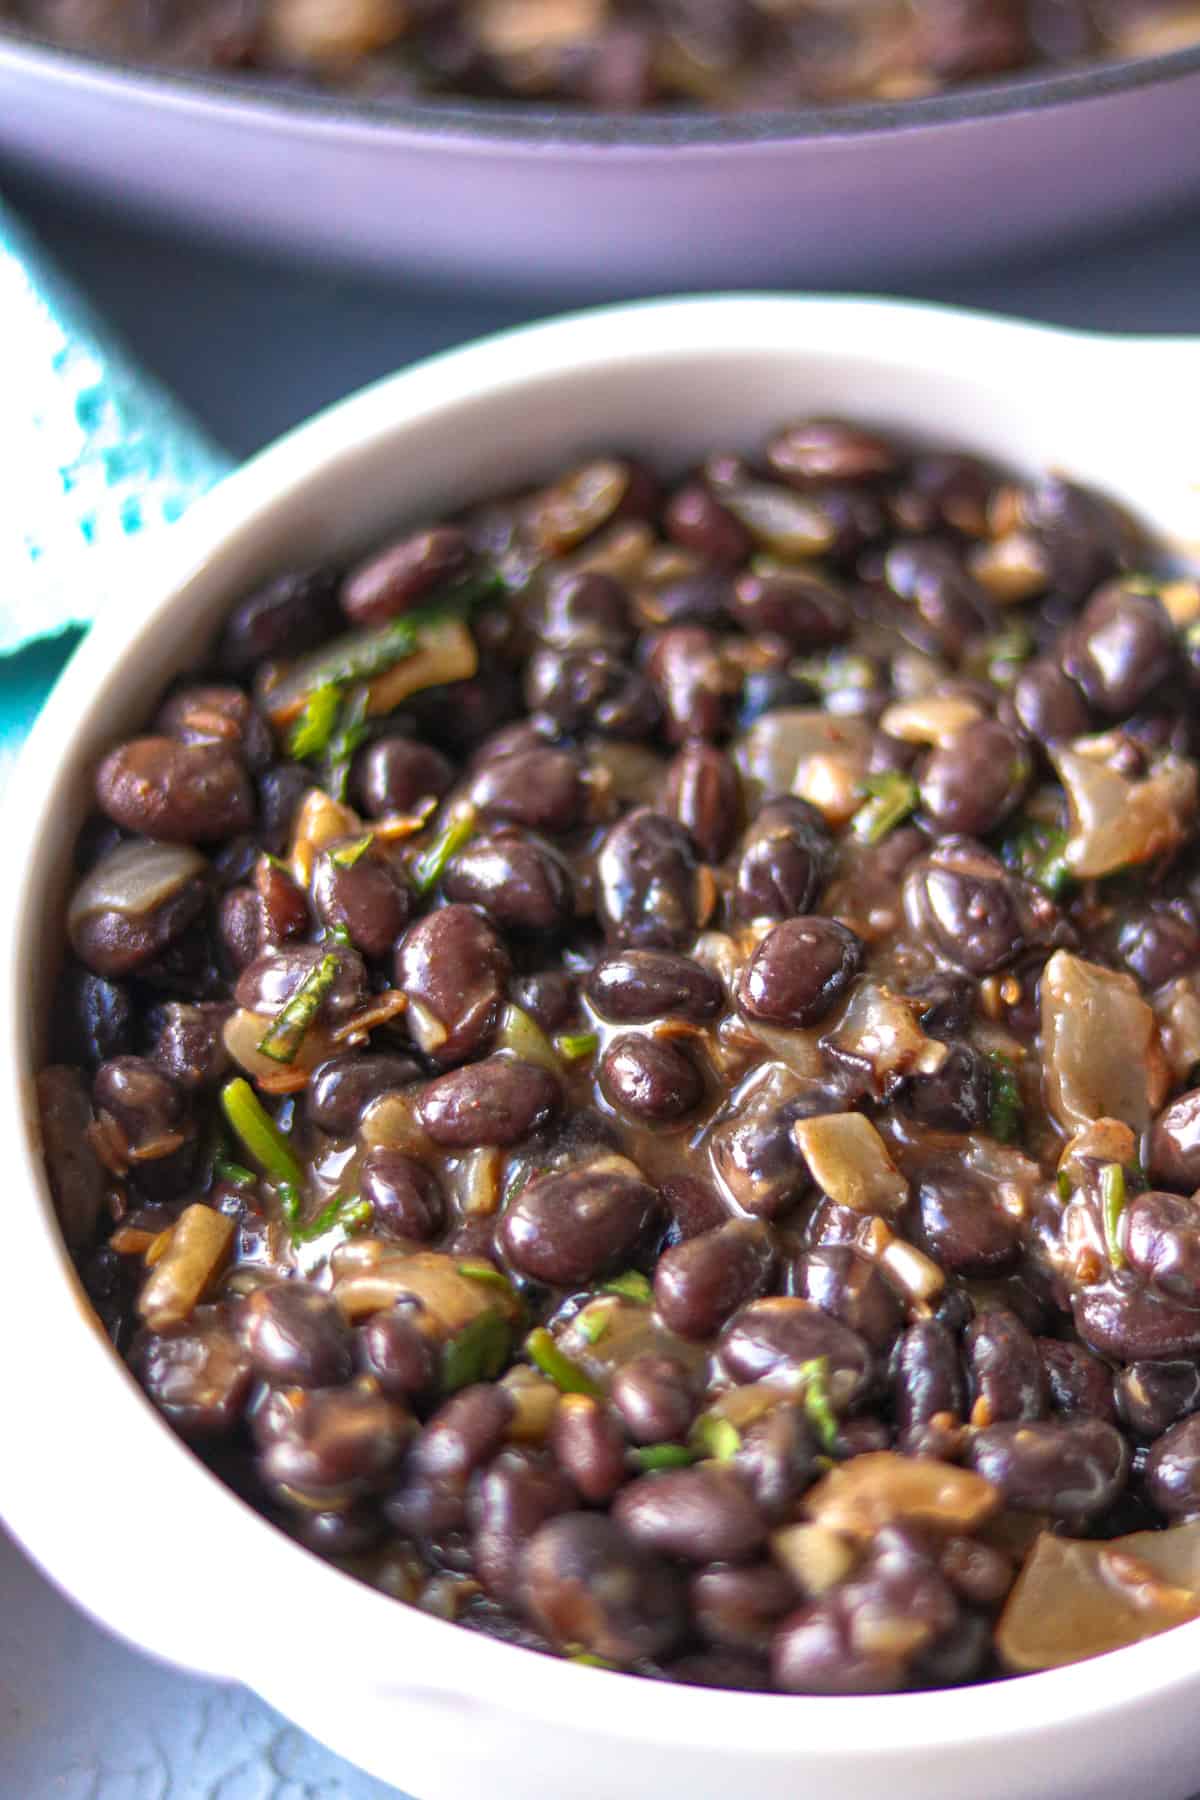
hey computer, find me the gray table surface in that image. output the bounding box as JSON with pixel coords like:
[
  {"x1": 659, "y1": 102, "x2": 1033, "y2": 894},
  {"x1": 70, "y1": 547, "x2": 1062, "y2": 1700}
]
[{"x1": 5, "y1": 176, "x2": 1200, "y2": 1800}]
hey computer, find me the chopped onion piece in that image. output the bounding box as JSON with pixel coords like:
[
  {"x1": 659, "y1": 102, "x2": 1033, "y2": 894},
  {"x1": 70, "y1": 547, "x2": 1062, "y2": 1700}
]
[
  {"x1": 771, "y1": 1523, "x2": 858, "y2": 1595},
  {"x1": 734, "y1": 709, "x2": 871, "y2": 825},
  {"x1": 793, "y1": 1112, "x2": 908, "y2": 1215},
  {"x1": 805, "y1": 1451, "x2": 999, "y2": 1537},
  {"x1": 1041, "y1": 950, "x2": 1166, "y2": 1133},
  {"x1": 333, "y1": 1247, "x2": 521, "y2": 1329},
  {"x1": 137, "y1": 1204, "x2": 235, "y2": 1330},
  {"x1": 67, "y1": 840, "x2": 207, "y2": 942},
  {"x1": 1052, "y1": 740, "x2": 1197, "y2": 879},
  {"x1": 1155, "y1": 977, "x2": 1200, "y2": 1084},
  {"x1": 821, "y1": 982, "x2": 947, "y2": 1097},
  {"x1": 879, "y1": 694, "x2": 983, "y2": 746}
]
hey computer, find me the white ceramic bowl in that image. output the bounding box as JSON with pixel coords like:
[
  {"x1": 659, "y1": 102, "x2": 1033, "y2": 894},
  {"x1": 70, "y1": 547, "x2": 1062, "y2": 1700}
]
[{"x1": 4, "y1": 297, "x2": 1200, "y2": 1800}]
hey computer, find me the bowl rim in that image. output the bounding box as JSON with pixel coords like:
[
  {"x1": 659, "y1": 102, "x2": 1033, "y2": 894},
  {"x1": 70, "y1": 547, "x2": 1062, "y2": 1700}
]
[
  {"x1": 7, "y1": 292, "x2": 1200, "y2": 1768},
  {"x1": 1, "y1": 22, "x2": 1200, "y2": 150}
]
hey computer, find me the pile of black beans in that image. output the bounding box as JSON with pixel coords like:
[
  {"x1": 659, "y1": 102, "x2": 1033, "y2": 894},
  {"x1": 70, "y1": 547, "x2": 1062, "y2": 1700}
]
[
  {"x1": 5, "y1": 0, "x2": 1197, "y2": 111},
  {"x1": 37, "y1": 417, "x2": 1200, "y2": 1694}
]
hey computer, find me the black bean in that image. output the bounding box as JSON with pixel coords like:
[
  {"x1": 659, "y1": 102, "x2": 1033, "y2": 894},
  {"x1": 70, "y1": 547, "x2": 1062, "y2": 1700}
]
[
  {"x1": 596, "y1": 808, "x2": 701, "y2": 950},
  {"x1": 911, "y1": 1163, "x2": 1021, "y2": 1276},
  {"x1": 1116, "y1": 903, "x2": 1200, "y2": 989},
  {"x1": 520, "y1": 1512, "x2": 685, "y2": 1663},
  {"x1": 645, "y1": 626, "x2": 732, "y2": 743},
  {"x1": 407, "y1": 1386, "x2": 515, "y2": 1483},
  {"x1": 614, "y1": 1465, "x2": 766, "y2": 1563},
  {"x1": 772, "y1": 1600, "x2": 907, "y2": 1695},
  {"x1": 1149, "y1": 1090, "x2": 1200, "y2": 1195},
  {"x1": 1060, "y1": 584, "x2": 1175, "y2": 715},
  {"x1": 1037, "y1": 1338, "x2": 1116, "y2": 1423},
  {"x1": 654, "y1": 1220, "x2": 776, "y2": 1341},
  {"x1": 417, "y1": 1057, "x2": 562, "y2": 1149},
  {"x1": 1115, "y1": 1360, "x2": 1200, "y2": 1439},
  {"x1": 129, "y1": 1315, "x2": 252, "y2": 1436},
  {"x1": 1144, "y1": 1414, "x2": 1200, "y2": 1519},
  {"x1": 69, "y1": 846, "x2": 209, "y2": 981},
  {"x1": 907, "y1": 971, "x2": 977, "y2": 1040},
  {"x1": 692, "y1": 1562, "x2": 798, "y2": 1653},
  {"x1": 733, "y1": 1404, "x2": 819, "y2": 1521},
  {"x1": 93, "y1": 1055, "x2": 187, "y2": 1156},
  {"x1": 467, "y1": 745, "x2": 584, "y2": 836},
  {"x1": 551, "y1": 1396, "x2": 628, "y2": 1502},
  {"x1": 256, "y1": 762, "x2": 310, "y2": 856},
  {"x1": 586, "y1": 950, "x2": 722, "y2": 1025},
  {"x1": 359, "y1": 1150, "x2": 445, "y2": 1241},
  {"x1": 352, "y1": 735, "x2": 454, "y2": 818},
  {"x1": 522, "y1": 648, "x2": 624, "y2": 735},
  {"x1": 356, "y1": 1308, "x2": 437, "y2": 1397},
  {"x1": 217, "y1": 888, "x2": 263, "y2": 973},
  {"x1": 394, "y1": 905, "x2": 510, "y2": 1066},
  {"x1": 610, "y1": 1354, "x2": 698, "y2": 1444},
  {"x1": 444, "y1": 830, "x2": 574, "y2": 934},
  {"x1": 54, "y1": 967, "x2": 133, "y2": 1068},
  {"x1": 156, "y1": 684, "x2": 272, "y2": 771},
  {"x1": 95, "y1": 737, "x2": 254, "y2": 843},
  {"x1": 891, "y1": 1319, "x2": 965, "y2": 1431},
  {"x1": 719, "y1": 1297, "x2": 872, "y2": 1405},
  {"x1": 341, "y1": 526, "x2": 472, "y2": 626},
  {"x1": 469, "y1": 1448, "x2": 576, "y2": 1604},
  {"x1": 312, "y1": 846, "x2": 412, "y2": 957},
  {"x1": 788, "y1": 1246, "x2": 902, "y2": 1352},
  {"x1": 737, "y1": 667, "x2": 819, "y2": 729},
  {"x1": 510, "y1": 969, "x2": 578, "y2": 1034},
  {"x1": 768, "y1": 419, "x2": 897, "y2": 484},
  {"x1": 536, "y1": 570, "x2": 634, "y2": 652},
  {"x1": 1019, "y1": 477, "x2": 1133, "y2": 602},
  {"x1": 883, "y1": 540, "x2": 994, "y2": 661},
  {"x1": 731, "y1": 569, "x2": 849, "y2": 648},
  {"x1": 736, "y1": 917, "x2": 864, "y2": 1029},
  {"x1": 599, "y1": 1034, "x2": 703, "y2": 1124},
  {"x1": 733, "y1": 798, "x2": 833, "y2": 922},
  {"x1": 897, "y1": 452, "x2": 992, "y2": 537},
  {"x1": 255, "y1": 857, "x2": 309, "y2": 943},
  {"x1": 255, "y1": 1384, "x2": 414, "y2": 1502},
  {"x1": 903, "y1": 838, "x2": 1061, "y2": 975},
  {"x1": 664, "y1": 742, "x2": 740, "y2": 863},
  {"x1": 709, "y1": 1094, "x2": 809, "y2": 1221},
  {"x1": 964, "y1": 1310, "x2": 1046, "y2": 1423},
  {"x1": 293, "y1": 1503, "x2": 385, "y2": 1559},
  {"x1": 918, "y1": 720, "x2": 1031, "y2": 836},
  {"x1": 967, "y1": 1417, "x2": 1129, "y2": 1520},
  {"x1": 217, "y1": 567, "x2": 337, "y2": 673},
  {"x1": 1124, "y1": 1190, "x2": 1200, "y2": 1304},
  {"x1": 645, "y1": 572, "x2": 732, "y2": 629},
  {"x1": 939, "y1": 1535, "x2": 1015, "y2": 1610},
  {"x1": 903, "y1": 1043, "x2": 993, "y2": 1134},
  {"x1": 664, "y1": 483, "x2": 750, "y2": 569},
  {"x1": 236, "y1": 944, "x2": 367, "y2": 1022},
  {"x1": 1074, "y1": 1277, "x2": 1200, "y2": 1362},
  {"x1": 307, "y1": 1052, "x2": 421, "y2": 1137},
  {"x1": 241, "y1": 1282, "x2": 354, "y2": 1387},
  {"x1": 1009, "y1": 657, "x2": 1092, "y2": 745},
  {"x1": 499, "y1": 1165, "x2": 659, "y2": 1286}
]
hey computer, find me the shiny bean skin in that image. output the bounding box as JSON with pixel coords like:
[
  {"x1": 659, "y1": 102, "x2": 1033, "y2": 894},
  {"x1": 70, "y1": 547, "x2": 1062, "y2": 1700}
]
[
  {"x1": 417, "y1": 1057, "x2": 562, "y2": 1148},
  {"x1": 359, "y1": 1149, "x2": 446, "y2": 1241},
  {"x1": 241, "y1": 1282, "x2": 354, "y2": 1387},
  {"x1": 710, "y1": 1096, "x2": 811, "y2": 1221},
  {"x1": 596, "y1": 808, "x2": 701, "y2": 950},
  {"x1": 891, "y1": 1319, "x2": 965, "y2": 1431},
  {"x1": 307, "y1": 1053, "x2": 422, "y2": 1137},
  {"x1": 918, "y1": 721, "x2": 1031, "y2": 837},
  {"x1": 733, "y1": 1404, "x2": 819, "y2": 1521},
  {"x1": 1148, "y1": 1090, "x2": 1200, "y2": 1194},
  {"x1": 443, "y1": 831, "x2": 575, "y2": 934},
  {"x1": 902, "y1": 1043, "x2": 992, "y2": 1134},
  {"x1": 129, "y1": 1312, "x2": 252, "y2": 1436},
  {"x1": 157, "y1": 684, "x2": 273, "y2": 770},
  {"x1": 964, "y1": 1311, "x2": 1047, "y2": 1423},
  {"x1": 311, "y1": 846, "x2": 412, "y2": 957},
  {"x1": 53, "y1": 967, "x2": 133, "y2": 1068},
  {"x1": 718, "y1": 1298, "x2": 873, "y2": 1407},
  {"x1": 1124, "y1": 1191, "x2": 1200, "y2": 1304},
  {"x1": 599, "y1": 1034, "x2": 704, "y2": 1124},
  {"x1": 551, "y1": 1396, "x2": 628, "y2": 1502},
  {"x1": 520, "y1": 1513, "x2": 685, "y2": 1664},
  {"x1": 664, "y1": 484, "x2": 750, "y2": 569},
  {"x1": 967, "y1": 1418, "x2": 1129, "y2": 1520},
  {"x1": 217, "y1": 567, "x2": 336, "y2": 673},
  {"x1": 509, "y1": 969, "x2": 577, "y2": 1034},
  {"x1": 92, "y1": 1056, "x2": 186, "y2": 1156},
  {"x1": 654, "y1": 1220, "x2": 776, "y2": 1340},
  {"x1": 768, "y1": 420, "x2": 896, "y2": 484},
  {"x1": 1116, "y1": 903, "x2": 1200, "y2": 990},
  {"x1": 407, "y1": 1386, "x2": 515, "y2": 1483},
  {"x1": 911, "y1": 1164, "x2": 1021, "y2": 1277},
  {"x1": 610, "y1": 1354, "x2": 698, "y2": 1445},
  {"x1": 394, "y1": 905, "x2": 510, "y2": 1066},
  {"x1": 646, "y1": 627, "x2": 732, "y2": 743},
  {"x1": 1115, "y1": 1360, "x2": 1200, "y2": 1439},
  {"x1": 1060, "y1": 585, "x2": 1175, "y2": 715},
  {"x1": 499, "y1": 1167, "x2": 660, "y2": 1286},
  {"x1": 735, "y1": 917, "x2": 864, "y2": 1029},
  {"x1": 466, "y1": 745, "x2": 584, "y2": 836},
  {"x1": 356, "y1": 1308, "x2": 437, "y2": 1398},
  {"x1": 733, "y1": 799, "x2": 833, "y2": 922},
  {"x1": 664, "y1": 742, "x2": 741, "y2": 862},
  {"x1": 1144, "y1": 1415, "x2": 1200, "y2": 1520},
  {"x1": 585, "y1": 950, "x2": 722, "y2": 1025},
  {"x1": 772, "y1": 1600, "x2": 907, "y2": 1696},
  {"x1": 788, "y1": 1247, "x2": 902, "y2": 1352},
  {"x1": 235, "y1": 943, "x2": 367, "y2": 1022},
  {"x1": 95, "y1": 738, "x2": 254, "y2": 843},
  {"x1": 352, "y1": 735, "x2": 454, "y2": 817},
  {"x1": 469, "y1": 1449, "x2": 576, "y2": 1604},
  {"x1": 903, "y1": 839, "x2": 1061, "y2": 976},
  {"x1": 1073, "y1": 1278, "x2": 1200, "y2": 1362},
  {"x1": 536, "y1": 570, "x2": 634, "y2": 652},
  {"x1": 1009, "y1": 658, "x2": 1092, "y2": 745},
  {"x1": 731, "y1": 569, "x2": 849, "y2": 648},
  {"x1": 341, "y1": 526, "x2": 472, "y2": 626},
  {"x1": 255, "y1": 1385, "x2": 414, "y2": 1502},
  {"x1": 70, "y1": 855, "x2": 208, "y2": 981},
  {"x1": 614, "y1": 1466, "x2": 768, "y2": 1563},
  {"x1": 1037, "y1": 1338, "x2": 1116, "y2": 1423},
  {"x1": 692, "y1": 1563, "x2": 798, "y2": 1652}
]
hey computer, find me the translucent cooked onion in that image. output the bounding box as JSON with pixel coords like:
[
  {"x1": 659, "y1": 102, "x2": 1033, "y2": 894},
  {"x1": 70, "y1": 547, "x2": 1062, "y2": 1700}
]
[
  {"x1": 1041, "y1": 950, "x2": 1167, "y2": 1134},
  {"x1": 1155, "y1": 977, "x2": 1200, "y2": 1084},
  {"x1": 997, "y1": 1521, "x2": 1200, "y2": 1673},
  {"x1": 804, "y1": 1452, "x2": 1000, "y2": 1537},
  {"x1": 67, "y1": 839, "x2": 207, "y2": 936},
  {"x1": 734, "y1": 709, "x2": 872, "y2": 824},
  {"x1": 1052, "y1": 740, "x2": 1197, "y2": 880},
  {"x1": 793, "y1": 1112, "x2": 909, "y2": 1215},
  {"x1": 137, "y1": 1204, "x2": 235, "y2": 1331},
  {"x1": 332, "y1": 1247, "x2": 520, "y2": 1329},
  {"x1": 821, "y1": 982, "x2": 947, "y2": 1096}
]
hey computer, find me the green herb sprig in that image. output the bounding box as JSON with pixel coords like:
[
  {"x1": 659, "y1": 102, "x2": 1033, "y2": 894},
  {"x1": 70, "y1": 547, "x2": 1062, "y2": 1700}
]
[{"x1": 256, "y1": 952, "x2": 340, "y2": 1065}]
